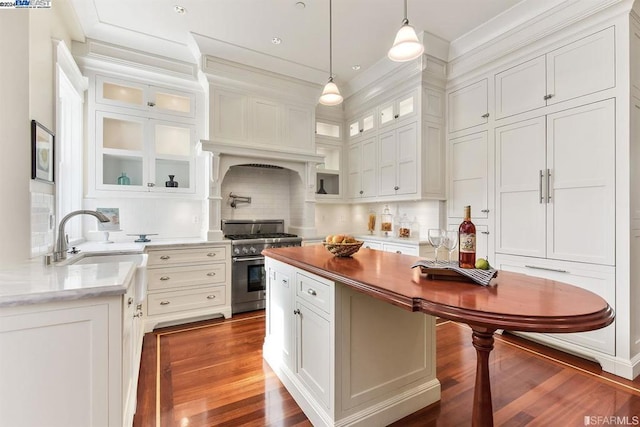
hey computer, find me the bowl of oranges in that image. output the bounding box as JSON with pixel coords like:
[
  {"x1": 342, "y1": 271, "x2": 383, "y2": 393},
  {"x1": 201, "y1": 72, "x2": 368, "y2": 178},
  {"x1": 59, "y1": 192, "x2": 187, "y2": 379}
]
[{"x1": 322, "y1": 234, "x2": 363, "y2": 257}]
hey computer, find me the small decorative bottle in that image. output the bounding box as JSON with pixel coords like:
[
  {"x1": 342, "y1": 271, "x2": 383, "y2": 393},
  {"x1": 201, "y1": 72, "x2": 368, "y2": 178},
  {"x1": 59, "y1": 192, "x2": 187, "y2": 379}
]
[
  {"x1": 316, "y1": 179, "x2": 327, "y2": 194},
  {"x1": 117, "y1": 172, "x2": 130, "y2": 185},
  {"x1": 380, "y1": 204, "x2": 393, "y2": 236},
  {"x1": 165, "y1": 175, "x2": 178, "y2": 188}
]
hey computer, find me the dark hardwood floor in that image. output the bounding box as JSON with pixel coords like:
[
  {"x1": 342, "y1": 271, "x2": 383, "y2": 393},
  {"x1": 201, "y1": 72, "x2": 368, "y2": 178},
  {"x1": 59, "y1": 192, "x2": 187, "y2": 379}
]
[{"x1": 133, "y1": 312, "x2": 640, "y2": 427}]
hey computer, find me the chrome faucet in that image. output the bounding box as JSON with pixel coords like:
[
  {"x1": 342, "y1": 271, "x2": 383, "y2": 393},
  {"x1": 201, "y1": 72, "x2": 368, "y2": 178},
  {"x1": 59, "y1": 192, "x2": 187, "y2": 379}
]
[{"x1": 53, "y1": 210, "x2": 110, "y2": 261}]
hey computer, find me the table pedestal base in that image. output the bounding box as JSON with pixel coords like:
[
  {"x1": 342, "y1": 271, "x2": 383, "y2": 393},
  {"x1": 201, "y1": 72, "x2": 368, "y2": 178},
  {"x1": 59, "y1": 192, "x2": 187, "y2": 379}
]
[{"x1": 471, "y1": 327, "x2": 497, "y2": 427}]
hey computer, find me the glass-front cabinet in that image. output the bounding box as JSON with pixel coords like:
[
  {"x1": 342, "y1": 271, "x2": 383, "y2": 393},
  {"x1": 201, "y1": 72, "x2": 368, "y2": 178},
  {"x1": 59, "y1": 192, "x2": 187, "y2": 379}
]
[
  {"x1": 90, "y1": 74, "x2": 200, "y2": 195},
  {"x1": 378, "y1": 89, "x2": 418, "y2": 129},
  {"x1": 315, "y1": 119, "x2": 343, "y2": 200}
]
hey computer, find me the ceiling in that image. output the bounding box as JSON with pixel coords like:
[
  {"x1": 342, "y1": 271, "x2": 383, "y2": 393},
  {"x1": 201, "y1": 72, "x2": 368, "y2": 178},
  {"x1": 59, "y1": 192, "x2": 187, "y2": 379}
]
[{"x1": 67, "y1": 0, "x2": 525, "y2": 86}]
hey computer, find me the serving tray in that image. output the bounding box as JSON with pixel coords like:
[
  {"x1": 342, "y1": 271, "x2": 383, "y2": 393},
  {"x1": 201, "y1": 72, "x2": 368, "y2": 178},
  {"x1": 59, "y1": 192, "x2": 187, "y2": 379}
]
[{"x1": 411, "y1": 260, "x2": 498, "y2": 286}]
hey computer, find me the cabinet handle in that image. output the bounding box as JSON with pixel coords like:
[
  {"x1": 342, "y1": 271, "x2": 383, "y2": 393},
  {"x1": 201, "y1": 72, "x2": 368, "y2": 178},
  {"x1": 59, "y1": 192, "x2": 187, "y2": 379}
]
[
  {"x1": 206, "y1": 272, "x2": 216, "y2": 277},
  {"x1": 481, "y1": 113, "x2": 490, "y2": 118},
  {"x1": 293, "y1": 309, "x2": 301, "y2": 315},
  {"x1": 160, "y1": 255, "x2": 170, "y2": 260},
  {"x1": 160, "y1": 301, "x2": 171, "y2": 305},
  {"x1": 147, "y1": 101, "x2": 156, "y2": 107},
  {"x1": 128, "y1": 297, "x2": 133, "y2": 306},
  {"x1": 396, "y1": 250, "x2": 402, "y2": 254},
  {"x1": 481, "y1": 231, "x2": 490, "y2": 235},
  {"x1": 359, "y1": 129, "x2": 364, "y2": 133},
  {"x1": 394, "y1": 186, "x2": 399, "y2": 191},
  {"x1": 282, "y1": 279, "x2": 288, "y2": 285},
  {"x1": 546, "y1": 169, "x2": 552, "y2": 203},
  {"x1": 206, "y1": 295, "x2": 216, "y2": 299},
  {"x1": 539, "y1": 170, "x2": 544, "y2": 204},
  {"x1": 525, "y1": 265, "x2": 568, "y2": 273},
  {"x1": 543, "y1": 94, "x2": 554, "y2": 100},
  {"x1": 481, "y1": 209, "x2": 490, "y2": 213},
  {"x1": 207, "y1": 252, "x2": 217, "y2": 257},
  {"x1": 160, "y1": 276, "x2": 170, "y2": 281},
  {"x1": 147, "y1": 183, "x2": 155, "y2": 187},
  {"x1": 307, "y1": 288, "x2": 317, "y2": 296},
  {"x1": 365, "y1": 245, "x2": 371, "y2": 249}
]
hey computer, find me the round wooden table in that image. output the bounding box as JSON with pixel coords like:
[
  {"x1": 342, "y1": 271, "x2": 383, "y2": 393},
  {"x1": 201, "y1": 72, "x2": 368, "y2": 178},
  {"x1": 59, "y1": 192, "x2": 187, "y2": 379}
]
[{"x1": 263, "y1": 246, "x2": 615, "y2": 427}]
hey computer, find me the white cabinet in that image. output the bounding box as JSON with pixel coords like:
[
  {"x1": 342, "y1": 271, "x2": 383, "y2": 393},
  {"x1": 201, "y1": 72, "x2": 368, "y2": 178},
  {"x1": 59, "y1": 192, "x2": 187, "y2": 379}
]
[
  {"x1": 348, "y1": 109, "x2": 376, "y2": 140},
  {"x1": 0, "y1": 278, "x2": 143, "y2": 427},
  {"x1": 347, "y1": 136, "x2": 377, "y2": 199},
  {"x1": 495, "y1": 99, "x2": 615, "y2": 265},
  {"x1": 448, "y1": 79, "x2": 489, "y2": 133},
  {"x1": 145, "y1": 244, "x2": 231, "y2": 330},
  {"x1": 210, "y1": 86, "x2": 314, "y2": 152},
  {"x1": 378, "y1": 122, "x2": 418, "y2": 196},
  {"x1": 378, "y1": 90, "x2": 418, "y2": 129},
  {"x1": 448, "y1": 131, "x2": 490, "y2": 219},
  {"x1": 383, "y1": 242, "x2": 419, "y2": 256},
  {"x1": 361, "y1": 239, "x2": 382, "y2": 250},
  {"x1": 266, "y1": 261, "x2": 295, "y2": 369},
  {"x1": 316, "y1": 142, "x2": 342, "y2": 199},
  {"x1": 495, "y1": 27, "x2": 615, "y2": 119}
]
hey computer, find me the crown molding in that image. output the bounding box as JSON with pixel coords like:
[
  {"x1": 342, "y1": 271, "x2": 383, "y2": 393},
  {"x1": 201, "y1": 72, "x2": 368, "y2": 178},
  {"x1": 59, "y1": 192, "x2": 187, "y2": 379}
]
[{"x1": 53, "y1": 39, "x2": 88, "y2": 94}]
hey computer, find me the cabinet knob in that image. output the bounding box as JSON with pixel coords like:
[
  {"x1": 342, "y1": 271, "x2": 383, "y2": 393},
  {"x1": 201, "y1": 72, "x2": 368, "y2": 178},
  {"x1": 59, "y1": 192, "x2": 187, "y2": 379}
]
[
  {"x1": 293, "y1": 309, "x2": 301, "y2": 315},
  {"x1": 396, "y1": 250, "x2": 402, "y2": 254},
  {"x1": 543, "y1": 94, "x2": 554, "y2": 100},
  {"x1": 394, "y1": 114, "x2": 399, "y2": 119},
  {"x1": 481, "y1": 113, "x2": 490, "y2": 118},
  {"x1": 160, "y1": 276, "x2": 170, "y2": 281},
  {"x1": 206, "y1": 295, "x2": 216, "y2": 299},
  {"x1": 147, "y1": 101, "x2": 156, "y2": 107},
  {"x1": 359, "y1": 129, "x2": 364, "y2": 133},
  {"x1": 160, "y1": 255, "x2": 171, "y2": 260},
  {"x1": 128, "y1": 297, "x2": 133, "y2": 306},
  {"x1": 160, "y1": 301, "x2": 170, "y2": 305},
  {"x1": 206, "y1": 272, "x2": 216, "y2": 277},
  {"x1": 359, "y1": 190, "x2": 364, "y2": 195},
  {"x1": 481, "y1": 209, "x2": 490, "y2": 213},
  {"x1": 394, "y1": 186, "x2": 399, "y2": 191},
  {"x1": 307, "y1": 288, "x2": 317, "y2": 296},
  {"x1": 207, "y1": 252, "x2": 217, "y2": 257}
]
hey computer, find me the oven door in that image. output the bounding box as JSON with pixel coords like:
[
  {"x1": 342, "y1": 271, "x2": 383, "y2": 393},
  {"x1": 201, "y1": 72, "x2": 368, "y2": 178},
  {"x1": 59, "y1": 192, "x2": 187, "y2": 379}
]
[{"x1": 231, "y1": 255, "x2": 266, "y2": 309}]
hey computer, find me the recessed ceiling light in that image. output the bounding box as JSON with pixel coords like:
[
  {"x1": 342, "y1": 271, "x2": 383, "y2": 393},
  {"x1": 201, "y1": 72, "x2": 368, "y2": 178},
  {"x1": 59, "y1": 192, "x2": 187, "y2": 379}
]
[
  {"x1": 352, "y1": 65, "x2": 361, "y2": 71},
  {"x1": 295, "y1": 1, "x2": 306, "y2": 9},
  {"x1": 174, "y1": 5, "x2": 186, "y2": 14},
  {"x1": 271, "y1": 37, "x2": 282, "y2": 45}
]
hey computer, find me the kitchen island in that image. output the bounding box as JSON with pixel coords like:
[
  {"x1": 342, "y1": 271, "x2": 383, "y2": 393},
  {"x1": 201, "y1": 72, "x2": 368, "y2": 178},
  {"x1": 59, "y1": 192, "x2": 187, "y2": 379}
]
[{"x1": 263, "y1": 245, "x2": 614, "y2": 427}]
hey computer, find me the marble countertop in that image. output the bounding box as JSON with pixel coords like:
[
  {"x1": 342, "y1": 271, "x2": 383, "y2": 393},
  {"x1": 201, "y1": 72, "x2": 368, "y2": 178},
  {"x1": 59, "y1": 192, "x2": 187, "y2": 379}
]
[{"x1": 0, "y1": 238, "x2": 229, "y2": 308}]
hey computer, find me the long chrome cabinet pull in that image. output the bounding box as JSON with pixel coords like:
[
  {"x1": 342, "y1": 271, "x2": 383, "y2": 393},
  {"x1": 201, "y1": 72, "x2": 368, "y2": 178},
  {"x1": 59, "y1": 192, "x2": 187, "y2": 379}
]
[
  {"x1": 539, "y1": 170, "x2": 544, "y2": 203},
  {"x1": 546, "y1": 169, "x2": 552, "y2": 203},
  {"x1": 525, "y1": 265, "x2": 568, "y2": 273}
]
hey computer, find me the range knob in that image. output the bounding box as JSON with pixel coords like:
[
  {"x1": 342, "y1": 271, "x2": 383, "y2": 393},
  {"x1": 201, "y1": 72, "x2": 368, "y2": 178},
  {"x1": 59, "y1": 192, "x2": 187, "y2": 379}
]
[
  {"x1": 241, "y1": 247, "x2": 249, "y2": 254},
  {"x1": 249, "y1": 247, "x2": 257, "y2": 254},
  {"x1": 233, "y1": 247, "x2": 240, "y2": 255}
]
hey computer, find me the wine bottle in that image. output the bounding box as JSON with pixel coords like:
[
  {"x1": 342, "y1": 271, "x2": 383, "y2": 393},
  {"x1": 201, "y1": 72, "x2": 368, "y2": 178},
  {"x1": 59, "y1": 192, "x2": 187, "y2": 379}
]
[{"x1": 458, "y1": 205, "x2": 476, "y2": 268}]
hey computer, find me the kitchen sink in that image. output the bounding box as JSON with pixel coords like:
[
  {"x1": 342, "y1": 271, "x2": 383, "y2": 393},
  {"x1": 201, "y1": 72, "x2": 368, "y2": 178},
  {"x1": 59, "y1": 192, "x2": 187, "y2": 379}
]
[{"x1": 69, "y1": 253, "x2": 148, "y2": 303}]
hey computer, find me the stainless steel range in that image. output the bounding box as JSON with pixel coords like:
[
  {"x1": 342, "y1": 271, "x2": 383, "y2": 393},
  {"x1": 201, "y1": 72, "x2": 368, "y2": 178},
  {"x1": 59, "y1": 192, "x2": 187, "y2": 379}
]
[{"x1": 222, "y1": 219, "x2": 302, "y2": 314}]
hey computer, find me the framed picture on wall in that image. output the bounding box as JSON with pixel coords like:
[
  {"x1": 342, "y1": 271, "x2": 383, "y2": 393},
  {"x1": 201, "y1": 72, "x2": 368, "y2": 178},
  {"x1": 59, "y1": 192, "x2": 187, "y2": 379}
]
[{"x1": 31, "y1": 120, "x2": 55, "y2": 183}]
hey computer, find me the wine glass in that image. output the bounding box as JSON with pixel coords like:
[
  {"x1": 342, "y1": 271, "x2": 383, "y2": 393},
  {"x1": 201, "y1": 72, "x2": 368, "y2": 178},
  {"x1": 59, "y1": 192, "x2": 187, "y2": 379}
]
[
  {"x1": 443, "y1": 230, "x2": 459, "y2": 264},
  {"x1": 427, "y1": 229, "x2": 445, "y2": 263}
]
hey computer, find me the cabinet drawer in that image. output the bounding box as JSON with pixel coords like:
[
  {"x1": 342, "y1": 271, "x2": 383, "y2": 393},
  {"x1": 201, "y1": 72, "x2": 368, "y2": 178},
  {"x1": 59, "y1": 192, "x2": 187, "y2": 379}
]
[
  {"x1": 296, "y1": 272, "x2": 333, "y2": 314},
  {"x1": 147, "y1": 246, "x2": 226, "y2": 266},
  {"x1": 147, "y1": 286, "x2": 226, "y2": 316},
  {"x1": 147, "y1": 264, "x2": 226, "y2": 291},
  {"x1": 383, "y1": 243, "x2": 419, "y2": 256}
]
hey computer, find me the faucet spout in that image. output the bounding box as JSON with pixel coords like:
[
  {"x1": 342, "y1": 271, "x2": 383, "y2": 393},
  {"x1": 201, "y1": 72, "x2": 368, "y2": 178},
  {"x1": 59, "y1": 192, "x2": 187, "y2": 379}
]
[{"x1": 53, "y1": 210, "x2": 110, "y2": 262}]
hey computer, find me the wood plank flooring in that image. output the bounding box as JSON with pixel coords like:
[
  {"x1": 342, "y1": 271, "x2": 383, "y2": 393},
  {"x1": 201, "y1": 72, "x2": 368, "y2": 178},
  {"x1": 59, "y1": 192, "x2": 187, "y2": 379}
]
[{"x1": 134, "y1": 312, "x2": 640, "y2": 427}]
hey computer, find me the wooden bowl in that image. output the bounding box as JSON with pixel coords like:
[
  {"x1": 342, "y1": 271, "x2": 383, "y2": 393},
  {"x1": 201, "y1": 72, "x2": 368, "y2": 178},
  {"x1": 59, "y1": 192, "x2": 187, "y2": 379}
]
[{"x1": 323, "y1": 241, "x2": 363, "y2": 257}]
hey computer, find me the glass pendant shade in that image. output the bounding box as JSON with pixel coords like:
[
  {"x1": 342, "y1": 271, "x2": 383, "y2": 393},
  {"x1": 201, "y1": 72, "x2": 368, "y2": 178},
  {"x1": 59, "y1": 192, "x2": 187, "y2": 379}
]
[
  {"x1": 319, "y1": 78, "x2": 343, "y2": 106},
  {"x1": 388, "y1": 21, "x2": 424, "y2": 62}
]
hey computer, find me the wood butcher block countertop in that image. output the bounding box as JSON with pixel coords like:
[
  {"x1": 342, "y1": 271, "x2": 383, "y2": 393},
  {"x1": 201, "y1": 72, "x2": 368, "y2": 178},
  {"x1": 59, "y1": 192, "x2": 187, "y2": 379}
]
[{"x1": 262, "y1": 245, "x2": 614, "y2": 333}]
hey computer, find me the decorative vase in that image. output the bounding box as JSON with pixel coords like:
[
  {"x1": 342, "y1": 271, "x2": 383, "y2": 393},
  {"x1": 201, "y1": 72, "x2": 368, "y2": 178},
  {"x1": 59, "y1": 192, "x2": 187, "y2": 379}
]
[
  {"x1": 316, "y1": 178, "x2": 327, "y2": 194},
  {"x1": 165, "y1": 175, "x2": 178, "y2": 188},
  {"x1": 117, "y1": 172, "x2": 130, "y2": 185}
]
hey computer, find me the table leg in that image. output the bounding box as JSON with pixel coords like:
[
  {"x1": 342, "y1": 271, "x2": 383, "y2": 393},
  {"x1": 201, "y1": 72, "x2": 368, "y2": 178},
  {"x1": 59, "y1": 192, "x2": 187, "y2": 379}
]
[{"x1": 471, "y1": 326, "x2": 497, "y2": 427}]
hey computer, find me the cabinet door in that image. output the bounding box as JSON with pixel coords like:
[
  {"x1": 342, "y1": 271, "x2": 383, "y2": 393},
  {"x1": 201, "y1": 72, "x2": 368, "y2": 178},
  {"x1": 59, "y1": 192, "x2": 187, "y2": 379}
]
[
  {"x1": 212, "y1": 89, "x2": 249, "y2": 142},
  {"x1": 268, "y1": 266, "x2": 294, "y2": 369},
  {"x1": 495, "y1": 56, "x2": 546, "y2": 119},
  {"x1": 378, "y1": 130, "x2": 397, "y2": 196},
  {"x1": 546, "y1": 99, "x2": 615, "y2": 265},
  {"x1": 97, "y1": 76, "x2": 147, "y2": 111},
  {"x1": 361, "y1": 240, "x2": 382, "y2": 250},
  {"x1": 379, "y1": 91, "x2": 417, "y2": 129},
  {"x1": 250, "y1": 98, "x2": 281, "y2": 144},
  {"x1": 546, "y1": 27, "x2": 615, "y2": 106},
  {"x1": 448, "y1": 132, "x2": 489, "y2": 219},
  {"x1": 284, "y1": 104, "x2": 313, "y2": 151},
  {"x1": 396, "y1": 122, "x2": 418, "y2": 195},
  {"x1": 495, "y1": 117, "x2": 546, "y2": 258},
  {"x1": 347, "y1": 142, "x2": 363, "y2": 198},
  {"x1": 361, "y1": 137, "x2": 377, "y2": 198},
  {"x1": 296, "y1": 301, "x2": 331, "y2": 409},
  {"x1": 149, "y1": 85, "x2": 196, "y2": 118},
  {"x1": 448, "y1": 79, "x2": 488, "y2": 133},
  {"x1": 383, "y1": 243, "x2": 418, "y2": 256},
  {"x1": 151, "y1": 120, "x2": 195, "y2": 191},
  {"x1": 423, "y1": 121, "x2": 446, "y2": 198}
]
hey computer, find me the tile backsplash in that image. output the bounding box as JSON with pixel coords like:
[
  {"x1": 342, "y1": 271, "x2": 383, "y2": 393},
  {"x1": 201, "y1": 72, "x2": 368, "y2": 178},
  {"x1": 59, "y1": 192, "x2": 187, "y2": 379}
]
[{"x1": 30, "y1": 192, "x2": 54, "y2": 257}]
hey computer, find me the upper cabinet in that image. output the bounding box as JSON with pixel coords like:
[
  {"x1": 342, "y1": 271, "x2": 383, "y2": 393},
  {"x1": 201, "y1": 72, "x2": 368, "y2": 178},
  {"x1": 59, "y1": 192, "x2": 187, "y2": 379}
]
[
  {"x1": 210, "y1": 86, "x2": 314, "y2": 153},
  {"x1": 378, "y1": 89, "x2": 418, "y2": 129},
  {"x1": 89, "y1": 74, "x2": 202, "y2": 197},
  {"x1": 495, "y1": 27, "x2": 615, "y2": 119},
  {"x1": 448, "y1": 79, "x2": 489, "y2": 133},
  {"x1": 348, "y1": 109, "x2": 376, "y2": 140},
  {"x1": 315, "y1": 119, "x2": 343, "y2": 200}
]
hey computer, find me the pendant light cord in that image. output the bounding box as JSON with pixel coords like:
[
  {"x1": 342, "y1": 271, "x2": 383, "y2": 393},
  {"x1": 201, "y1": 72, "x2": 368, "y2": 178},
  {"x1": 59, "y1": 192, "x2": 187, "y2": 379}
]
[
  {"x1": 403, "y1": 0, "x2": 409, "y2": 25},
  {"x1": 329, "y1": 0, "x2": 333, "y2": 80}
]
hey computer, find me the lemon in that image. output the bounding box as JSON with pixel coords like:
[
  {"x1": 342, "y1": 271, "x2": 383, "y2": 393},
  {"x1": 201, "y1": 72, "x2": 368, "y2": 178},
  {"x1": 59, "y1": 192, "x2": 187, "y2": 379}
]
[{"x1": 475, "y1": 258, "x2": 490, "y2": 270}]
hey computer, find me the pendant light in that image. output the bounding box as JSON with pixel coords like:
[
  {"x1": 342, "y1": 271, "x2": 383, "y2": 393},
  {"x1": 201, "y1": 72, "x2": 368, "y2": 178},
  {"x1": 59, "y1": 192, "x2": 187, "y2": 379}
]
[
  {"x1": 387, "y1": 0, "x2": 424, "y2": 62},
  {"x1": 319, "y1": 0, "x2": 343, "y2": 106}
]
